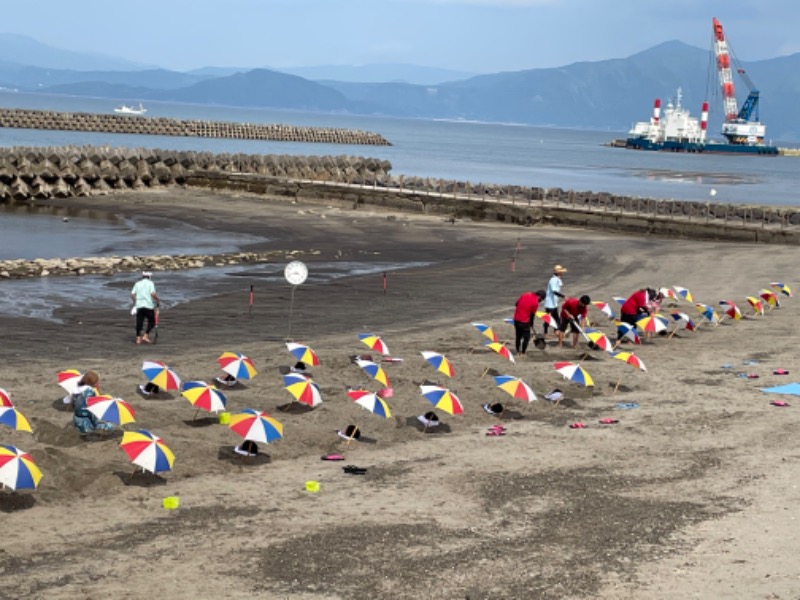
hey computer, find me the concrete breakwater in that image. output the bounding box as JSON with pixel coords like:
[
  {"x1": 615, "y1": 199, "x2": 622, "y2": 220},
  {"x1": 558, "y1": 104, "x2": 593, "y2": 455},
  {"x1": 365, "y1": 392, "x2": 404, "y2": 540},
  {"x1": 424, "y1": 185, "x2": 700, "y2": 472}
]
[
  {"x1": 0, "y1": 249, "x2": 318, "y2": 280},
  {"x1": 0, "y1": 146, "x2": 391, "y2": 199},
  {"x1": 0, "y1": 107, "x2": 391, "y2": 146},
  {"x1": 0, "y1": 145, "x2": 797, "y2": 253}
]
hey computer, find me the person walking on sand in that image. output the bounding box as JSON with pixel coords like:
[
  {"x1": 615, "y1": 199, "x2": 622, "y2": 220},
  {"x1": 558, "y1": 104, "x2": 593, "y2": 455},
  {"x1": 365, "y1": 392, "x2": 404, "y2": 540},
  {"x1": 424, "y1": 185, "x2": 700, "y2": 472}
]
[
  {"x1": 543, "y1": 265, "x2": 567, "y2": 338},
  {"x1": 558, "y1": 295, "x2": 591, "y2": 349},
  {"x1": 513, "y1": 289, "x2": 546, "y2": 355},
  {"x1": 131, "y1": 271, "x2": 160, "y2": 345}
]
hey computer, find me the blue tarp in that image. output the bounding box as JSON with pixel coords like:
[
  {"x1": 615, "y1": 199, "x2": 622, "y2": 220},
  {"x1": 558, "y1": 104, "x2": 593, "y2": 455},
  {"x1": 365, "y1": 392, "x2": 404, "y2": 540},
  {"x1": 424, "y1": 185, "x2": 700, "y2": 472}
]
[{"x1": 761, "y1": 383, "x2": 800, "y2": 396}]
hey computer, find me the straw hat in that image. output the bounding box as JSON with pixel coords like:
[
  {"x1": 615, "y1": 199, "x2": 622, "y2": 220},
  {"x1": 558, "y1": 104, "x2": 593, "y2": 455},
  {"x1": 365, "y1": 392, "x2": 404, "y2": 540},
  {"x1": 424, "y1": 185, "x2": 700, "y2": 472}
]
[{"x1": 553, "y1": 265, "x2": 567, "y2": 274}]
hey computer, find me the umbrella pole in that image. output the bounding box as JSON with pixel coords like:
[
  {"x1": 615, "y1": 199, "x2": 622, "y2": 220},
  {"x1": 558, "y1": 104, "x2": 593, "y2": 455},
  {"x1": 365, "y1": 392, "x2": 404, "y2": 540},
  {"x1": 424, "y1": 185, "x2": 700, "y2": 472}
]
[
  {"x1": 193, "y1": 409, "x2": 199, "y2": 421},
  {"x1": 287, "y1": 285, "x2": 297, "y2": 340},
  {"x1": 612, "y1": 377, "x2": 622, "y2": 396},
  {"x1": 667, "y1": 327, "x2": 680, "y2": 340}
]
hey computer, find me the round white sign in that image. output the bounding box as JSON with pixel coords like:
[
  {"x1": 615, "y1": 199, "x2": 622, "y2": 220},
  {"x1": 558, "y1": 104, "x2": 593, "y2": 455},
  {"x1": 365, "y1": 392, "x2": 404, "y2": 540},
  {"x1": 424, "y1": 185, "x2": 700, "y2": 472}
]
[{"x1": 284, "y1": 260, "x2": 308, "y2": 286}]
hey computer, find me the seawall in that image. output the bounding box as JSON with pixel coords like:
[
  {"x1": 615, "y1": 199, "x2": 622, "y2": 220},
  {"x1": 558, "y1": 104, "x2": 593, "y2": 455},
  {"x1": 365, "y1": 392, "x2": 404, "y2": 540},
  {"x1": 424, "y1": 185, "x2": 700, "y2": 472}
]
[
  {"x1": 0, "y1": 146, "x2": 797, "y2": 252},
  {"x1": 0, "y1": 107, "x2": 391, "y2": 146}
]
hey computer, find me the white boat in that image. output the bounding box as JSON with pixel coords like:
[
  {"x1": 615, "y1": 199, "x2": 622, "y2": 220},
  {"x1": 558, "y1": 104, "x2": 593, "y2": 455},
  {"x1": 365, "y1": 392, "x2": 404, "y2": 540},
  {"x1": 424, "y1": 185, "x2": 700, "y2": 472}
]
[{"x1": 113, "y1": 103, "x2": 147, "y2": 116}]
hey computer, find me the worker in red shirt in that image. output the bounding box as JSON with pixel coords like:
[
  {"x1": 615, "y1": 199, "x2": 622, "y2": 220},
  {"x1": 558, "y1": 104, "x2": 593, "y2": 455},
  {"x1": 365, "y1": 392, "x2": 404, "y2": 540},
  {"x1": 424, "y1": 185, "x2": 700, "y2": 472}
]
[
  {"x1": 620, "y1": 288, "x2": 662, "y2": 326},
  {"x1": 513, "y1": 290, "x2": 546, "y2": 354},
  {"x1": 557, "y1": 295, "x2": 591, "y2": 348}
]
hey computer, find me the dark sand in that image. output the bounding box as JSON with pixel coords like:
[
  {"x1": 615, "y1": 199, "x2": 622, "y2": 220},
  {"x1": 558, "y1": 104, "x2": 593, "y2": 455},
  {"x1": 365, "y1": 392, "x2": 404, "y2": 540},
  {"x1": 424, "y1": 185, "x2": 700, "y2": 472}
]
[{"x1": 1, "y1": 188, "x2": 799, "y2": 599}]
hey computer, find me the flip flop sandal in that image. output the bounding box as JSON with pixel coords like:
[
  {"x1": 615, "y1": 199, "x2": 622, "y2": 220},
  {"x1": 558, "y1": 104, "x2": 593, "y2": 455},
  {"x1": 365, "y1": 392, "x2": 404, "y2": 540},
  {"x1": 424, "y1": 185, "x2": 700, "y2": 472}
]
[
  {"x1": 773, "y1": 369, "x2": 789, "y2": 375},
  {"x1": 343, "y1": 465, "x2": 368, "y2": 475},
  {"x1": 321, "y1": 454, "x2": 345, "y2": 461},
  {"x1": 486, "y1": 430, "x2": 506, "y2": 436},
  {"x1": 598, "y1": 418, "x2": 619, "y2": 424},
  {"x1": 771, "y1": 400, "x2": 790, "y2": 407},
  {"x1": 569, "y1": 422, "x2": 587, "y2": 429},
  {"x1": 746, "y1": 374, "x2": 760, "y2": 379},
  {"x1": 488, "y1": 424, "x2": 507, "y2": 431}
]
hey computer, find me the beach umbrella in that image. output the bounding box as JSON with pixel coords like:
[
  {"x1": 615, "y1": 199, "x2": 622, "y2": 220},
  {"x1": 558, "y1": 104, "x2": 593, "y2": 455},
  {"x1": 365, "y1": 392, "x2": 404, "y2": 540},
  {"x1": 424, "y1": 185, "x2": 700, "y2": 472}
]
[
  {"x1": 420, "y1": 351, "x2": 454, "y2": 378},
  {"x1": 57, "y1": 369, "x2": 83, "y2": 395},
  {"x1": 86, "y1": 395, "x2": 136, "y2": 427},
  {"x1": 493, "y1": 375, "x2": 537, "y2": 402},
  {"x1": 485, "y1": 342, "x2": 515, "y2": 364},
  {"x1": 229, "y1": 409, "x2": 284, "y2": 443},
  {"x1": 636, "y1": 314, "x2": 669, "y2": 334},
  {"x1": 612, "y1": 296, "x2": 626, "y2": 306},
  {"x1": 355, "y1": 359, "x2": 390, "y2": 387},
  {"x1": 759, "y1": 289, "x2": 781, "y2": 309},
  {"x1": 285, "y1": 342, "x2": 320, "y2": 366},
  {"x1": 282, "y1": 373, "x2": 323, "y2": 407},
  {"x1": 0, "y1": 406, "x2": 32, "y2": 433},
  {"x1": 358, "y1": 333, "x2": 390, "y2": 356},
  {"x1": 609, "y1": 351, "x2": 647, "y2": 394},
  {"x1": 614, "y1": 322, "x2": 641, "y2": 346},
  {"x1": 590, "y1": 301, "x2": 616, "y2": 320},
  {"x1": 583, "y1": 328, "x2": 614, "y2": 351},
  {"x1": 770, "y1": 282, "x2": 793, "y2": 298},
  {"x1": 419, "y1": 384, "x2": 464, "y2": 415},
  {"x1": 0, "y1": 445, "x2": 42, "y2": 490},
  {"x1": 659, "y1": 288, "x2": 678, "y2": 301},
  {"x1": 535, "y1": 311, "x2": 556, "y2": 328},
  {"x1": 141, "y1": 360, "x2": 182, "y2": 390},
  {"x1": 746, "y1": 296, "x2": 765, "y2": 316},
  {"x1": 673, "y1": 286, "x2": 694, "y2": 303},
  {"x1": 347, "y1": 389, "x2": 392, "y2": 419},
  {"x1": 719, "y1": 300, "x2": 742, "y2": 321},
  {"x1": 471, "y1": 322, "x2": 499, "y2": 343},
  {"x1": 553, "y1": 361, "x2": 594, "y2": 387},
  {"x1": 669, "y1": 311, "x2": 697, "y2": 337},
  {"x1": 181, "y1": 381, "x2": 228, "y2": 414},
  {"x1": 695, "y1": 303, "x2": 720, "y2": 325},
  {"x1": 217, "y1": 352, "x2": 257, "y2": 380},
  {"x1": 119, "y1": 430, "x2": 174, "y2": 475},
  {"x1": 0, "y1": 388, "x2": 12, "y2": 408}
]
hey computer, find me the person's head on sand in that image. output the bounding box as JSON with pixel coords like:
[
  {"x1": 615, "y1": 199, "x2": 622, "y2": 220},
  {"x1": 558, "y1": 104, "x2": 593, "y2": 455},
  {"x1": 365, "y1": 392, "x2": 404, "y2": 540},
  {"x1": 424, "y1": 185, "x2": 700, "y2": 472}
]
[{"x1": 79, "y1": 370, "x2": 99, "y2": 389}]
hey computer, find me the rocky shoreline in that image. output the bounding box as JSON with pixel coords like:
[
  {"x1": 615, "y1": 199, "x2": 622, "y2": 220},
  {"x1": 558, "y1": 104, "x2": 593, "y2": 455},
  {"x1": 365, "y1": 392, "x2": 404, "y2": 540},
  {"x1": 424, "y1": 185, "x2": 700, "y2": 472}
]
[{"x1": 0, "y1": 248, "x2": 319, "y2": 279}]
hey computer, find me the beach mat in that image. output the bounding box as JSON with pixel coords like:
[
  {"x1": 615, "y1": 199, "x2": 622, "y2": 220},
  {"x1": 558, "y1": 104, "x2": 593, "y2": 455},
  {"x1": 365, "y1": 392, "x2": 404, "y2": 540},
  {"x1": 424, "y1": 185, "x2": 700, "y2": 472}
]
[{"x1": 761, "y1": 382, "x2": 800, "y2": 395}]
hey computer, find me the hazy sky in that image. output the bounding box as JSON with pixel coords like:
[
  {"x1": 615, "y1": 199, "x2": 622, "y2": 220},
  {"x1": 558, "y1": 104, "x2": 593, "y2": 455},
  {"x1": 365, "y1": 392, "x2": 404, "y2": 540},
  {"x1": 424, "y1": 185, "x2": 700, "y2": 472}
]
[{"x1": 5, "y1": 0, "x2": 799, "y2": 73}]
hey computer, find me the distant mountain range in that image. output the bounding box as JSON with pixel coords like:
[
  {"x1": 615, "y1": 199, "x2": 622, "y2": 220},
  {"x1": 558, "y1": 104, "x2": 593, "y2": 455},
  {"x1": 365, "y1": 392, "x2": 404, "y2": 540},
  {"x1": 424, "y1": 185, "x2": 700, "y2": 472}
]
[{"x1": 1, "y1": 33, "x2": 799, "y2": 140}]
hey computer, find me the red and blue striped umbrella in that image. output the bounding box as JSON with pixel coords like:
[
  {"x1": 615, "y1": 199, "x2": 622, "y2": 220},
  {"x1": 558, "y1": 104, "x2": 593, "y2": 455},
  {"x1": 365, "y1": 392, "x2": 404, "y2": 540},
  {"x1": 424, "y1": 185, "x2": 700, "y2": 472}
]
[
  {"x1": 673, "y1": 286, "x2": 694, "y2": 303},
  {"x1": 282, "y1": 373, "x2": 323, "y2": 407},
  {"x1": 420, "y1": 351, "x2": 454, "y2": 378},
  {"x1": 419, "y1": 384, "x2": 464, "y2": 416},
  {"x1": 86, "y1": 395, "x2": 136, "y2": 426},
  {"x1": 670, "y1": 311, "x2": 697, "y2": 332},
  {"x1": 615, "y1": 322, "x2": 641, "y2": 345},
  {"x1": 0, "y1": 388, "x2": 12, "y2": 408},
  {"x1": 485, "y1": 342, "x2": 515, "y2": 364},
  {"x1": 770, "y1": 282, "x2": 793, "y2": 297},
  {"x1": 0, "y1": 445, "x2": 42, "y2": 490},
  {"x1": 141, "y1": 361, "x2": 182, "y2": 390},
  {"x1": 347, "y1": 389, "x2": 392, "y2": 419},
  {"x1": 356, "y1": 359, "x2": 390, "y2": 387},
  {"x1": 0, "y1": 406, "x2": 33, "y2": 433},
  {"x1": 719, "y1": 300, "x2": 742, "y2": 321},
  {"x1": 471, "y1": 322, "x2": 499, "y2": 343},
  {"x1": 181, "y1": 381, "x2": 227, "y2": 414},
  {"x1": 553, "y1": 362, "x2": 594, "y2": 387},
  {"x1": 229, "y1": 409, "x2": 284, "y2": 443},
  {"x1": 590, "y1": 301, "x2": 616, "y2": 320},
  {"x1": 217, "y1": 352, "x2": 257, "y2": 380},
  {"x1": 493, "y1": 375, "x2": 537, "y2": 402},
  {"x1": 285, "y1": 342, "x2": 320, "y2": 366},
  {"x1": 57, "y1": 369, "x2": 83, "y2": 395},
  {"x1": 120, "y1": 430, "x2": 174, "y2": 474},
  {"x1": 358, "y1": 333, "x2": 390, "y2": 356}
]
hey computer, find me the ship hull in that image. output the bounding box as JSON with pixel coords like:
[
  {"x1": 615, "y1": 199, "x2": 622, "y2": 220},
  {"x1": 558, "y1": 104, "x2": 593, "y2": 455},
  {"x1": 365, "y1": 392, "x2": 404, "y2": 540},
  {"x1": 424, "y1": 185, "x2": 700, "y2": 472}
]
[{"x1": 625, "y1": 137, "x2": 778, "y2": 156}]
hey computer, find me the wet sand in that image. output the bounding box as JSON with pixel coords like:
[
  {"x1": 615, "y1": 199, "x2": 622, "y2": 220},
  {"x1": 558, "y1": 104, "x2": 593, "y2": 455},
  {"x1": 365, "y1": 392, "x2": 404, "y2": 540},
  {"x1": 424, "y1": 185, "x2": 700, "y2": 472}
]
[{"x1": 1, "y1": 188, "x2": 799, "y2": 599}]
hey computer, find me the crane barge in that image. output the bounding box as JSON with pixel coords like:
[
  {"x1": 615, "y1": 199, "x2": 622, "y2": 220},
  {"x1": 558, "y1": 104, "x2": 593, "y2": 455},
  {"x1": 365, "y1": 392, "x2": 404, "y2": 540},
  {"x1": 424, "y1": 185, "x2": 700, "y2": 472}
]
[{"x1": 624, "y1": 17, "x2": 778, "y2": 155}]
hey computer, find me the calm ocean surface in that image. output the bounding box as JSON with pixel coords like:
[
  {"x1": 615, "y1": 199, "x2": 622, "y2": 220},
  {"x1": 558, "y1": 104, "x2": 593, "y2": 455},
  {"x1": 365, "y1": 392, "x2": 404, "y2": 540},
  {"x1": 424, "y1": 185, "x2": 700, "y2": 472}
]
[{"x1": 0, "y1": 91, "x2": 797, "y2": 207}]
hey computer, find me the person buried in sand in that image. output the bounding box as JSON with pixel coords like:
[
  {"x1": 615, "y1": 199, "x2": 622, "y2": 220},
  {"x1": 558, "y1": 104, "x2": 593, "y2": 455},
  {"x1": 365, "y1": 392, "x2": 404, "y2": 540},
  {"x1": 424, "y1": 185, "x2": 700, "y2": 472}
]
[
  {"x1": 513, "y1": 289, "x2": 546, "y2": 355},
  {"x1": 71, "y1": 370, "x2": 113, "y2": 434},
  {"x1": 131, "y1": 271, "x2": 160, "y2": 345},
  {"x1": 543, "y1": 265, "x2": 567, "y2": 338},
  {"x1": 558, "y1": 295, "x2": 591, "y2": 349}
]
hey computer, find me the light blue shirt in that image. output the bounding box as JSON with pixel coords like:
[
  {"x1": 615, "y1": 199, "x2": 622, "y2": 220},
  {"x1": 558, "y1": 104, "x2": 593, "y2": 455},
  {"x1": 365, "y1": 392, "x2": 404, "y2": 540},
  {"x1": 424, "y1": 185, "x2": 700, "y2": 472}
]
[
  {"x1": 131, "y1": 278, "x2": 157, "y2": 309},
  {"x1": 544, "y1": 274, "x2": 562, "y2": 309}
]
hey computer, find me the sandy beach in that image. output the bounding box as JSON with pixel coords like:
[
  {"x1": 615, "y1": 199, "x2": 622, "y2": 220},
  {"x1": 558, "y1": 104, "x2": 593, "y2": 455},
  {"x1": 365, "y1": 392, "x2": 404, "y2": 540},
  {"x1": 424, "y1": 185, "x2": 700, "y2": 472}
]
[{"x1": 1, "y1": 188, "x2": 799, "y2": 599}]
